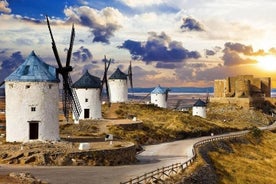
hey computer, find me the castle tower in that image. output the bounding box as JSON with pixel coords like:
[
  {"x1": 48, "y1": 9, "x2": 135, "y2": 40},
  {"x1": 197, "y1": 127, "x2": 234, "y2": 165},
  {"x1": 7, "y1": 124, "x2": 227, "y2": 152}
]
[
  {"x1": 192, "y1": 99, "x2": 206, "y2": 118},
  {"x1": 108, "y1": 68, "x2": 128, "y2": 103},
  {"x1": 72, "y1": 70, "x2": 102, "y2": 123},
  {"x1": 5, "y1": 51, "x2": 60, "y2": 142},
  {"x1": 150, "y1": 85, "x2": 169, "y2": 108}
]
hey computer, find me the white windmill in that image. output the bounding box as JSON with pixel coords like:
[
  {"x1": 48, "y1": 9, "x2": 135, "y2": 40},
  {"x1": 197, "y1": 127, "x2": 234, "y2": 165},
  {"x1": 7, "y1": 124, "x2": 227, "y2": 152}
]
[
  {"x1": 106, "y1": 62, "x2": 133, "y2": 104},
  {"x1": 5, "y1": 51, "x2": 60, "y2": 142},
  {"x1": 72, "y1": 70, "x2": 102, "y2": 123},
  {"x1": 192, "y1": 99, "x2": 207, "y2": 118},
  {"x1": 151, "y1": 85, "x2": 170, "y2": 108}
]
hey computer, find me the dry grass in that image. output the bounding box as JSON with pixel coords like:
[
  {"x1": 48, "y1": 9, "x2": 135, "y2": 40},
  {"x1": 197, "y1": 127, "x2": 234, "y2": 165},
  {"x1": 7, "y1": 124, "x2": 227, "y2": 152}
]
[
  {"x1": 209, "y1": 130, "x2": 276, "y2": 184},
  {"x1": 106, "y1": 103, "x2": 272, "y2": 144}
]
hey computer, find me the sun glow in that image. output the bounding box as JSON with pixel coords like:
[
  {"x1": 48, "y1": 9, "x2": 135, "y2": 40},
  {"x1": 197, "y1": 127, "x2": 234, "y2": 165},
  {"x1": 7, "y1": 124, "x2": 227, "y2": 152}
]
[{"x1": 257, "y1": 55, "x2": 276, "y2": 71}]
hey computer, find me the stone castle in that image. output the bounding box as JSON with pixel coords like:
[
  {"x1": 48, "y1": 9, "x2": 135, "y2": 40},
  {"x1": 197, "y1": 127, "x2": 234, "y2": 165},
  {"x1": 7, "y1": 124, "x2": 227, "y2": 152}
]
[
  {"x1": 210, "y1": 75, "x2": 273, "y2": 108},
  {"x1": 213, "y1": 75, "x2": 271, "y2": 98}
]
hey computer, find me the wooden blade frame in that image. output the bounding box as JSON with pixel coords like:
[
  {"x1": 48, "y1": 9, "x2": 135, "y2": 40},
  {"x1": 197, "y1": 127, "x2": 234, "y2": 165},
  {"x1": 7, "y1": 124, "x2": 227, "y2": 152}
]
[
  {"x1": 46, "y1": 16, "x2": 81, "y2": 121},
  {"x1": 128, "y1": 61, "x2": 133, "y2": 95},
  {"x1": 100, "y1": 56, "x2": 111, "y2": 101},
  {"x1": 0, "y1": 81, "x2": 4, "y2": 87},
  {"x1": 66, "y1": 24, "x2": 75, "y2": 67}
]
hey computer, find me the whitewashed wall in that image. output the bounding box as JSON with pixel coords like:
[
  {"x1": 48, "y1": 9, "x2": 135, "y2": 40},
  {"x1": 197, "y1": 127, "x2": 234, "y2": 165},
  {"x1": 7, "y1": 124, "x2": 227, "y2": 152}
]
[
  {"x1": 5, "y1": 81, "x2": 59, "y2": 142},
  {"x1": 151, "y1": 93, "x2": 167, "y2": 108},
  {"x1": 192, "y1": 106, "x2": 206, "y2": 118},
  {"x1": 108, "y1": 79, "x2": 128, "y2": 103},
  {"x1": 73, "y1": 88, "x2": 102, "y2": 123}
]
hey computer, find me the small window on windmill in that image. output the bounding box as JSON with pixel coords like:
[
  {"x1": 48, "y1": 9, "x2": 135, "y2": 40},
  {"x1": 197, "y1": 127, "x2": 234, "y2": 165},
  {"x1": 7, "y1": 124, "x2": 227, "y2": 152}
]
[
  {"x1": 31, "y1": 107, "x2": 36, "y2": 112},
  {"x1": 25, "y1": 85, "x2": 30, "y2": 89},
  {"x1": 9, "y1": 84, "x2": 13, "y2": 88},
  {"x1": 85, "y1": 98, "x2": 88, "y2": 102},
  {"x1": 49, "y1": 84, "x2": 52, "y2": 89},
  {"x1": 22, "y1": 65, "x2": 30, "y2": 75},
  {"x1": 105, "y1": 134, "x2": 113, "y2": 141}
]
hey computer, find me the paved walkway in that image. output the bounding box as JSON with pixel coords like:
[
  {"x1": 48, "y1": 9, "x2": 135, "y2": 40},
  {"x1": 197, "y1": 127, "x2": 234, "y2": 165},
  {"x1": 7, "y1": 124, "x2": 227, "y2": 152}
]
[{"x1": 0, "y1": 124, "x2": 275, "y2": 184}]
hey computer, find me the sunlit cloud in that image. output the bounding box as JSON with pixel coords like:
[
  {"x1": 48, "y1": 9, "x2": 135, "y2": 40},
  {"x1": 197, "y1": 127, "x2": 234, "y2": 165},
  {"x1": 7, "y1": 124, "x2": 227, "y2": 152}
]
[
  {"x1": 64, "y1": 6, "x2": 123, "y2": 44},
  {"x1": 119, "y1": 0, "x2": 164, "y2": 8},
  {"x1": 0, "y1": 0, "x2": 11, "y2": 14}
]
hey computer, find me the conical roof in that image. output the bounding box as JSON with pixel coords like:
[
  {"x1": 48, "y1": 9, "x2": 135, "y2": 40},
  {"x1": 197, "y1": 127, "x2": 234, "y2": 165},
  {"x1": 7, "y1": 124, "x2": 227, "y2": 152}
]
[
  {"x1": 151, "y1": 85, "x2": 167, "y2": 94},
  {"x1": 5, "y1": 51, "x2": 59, "y2": 82},
  {"x1": 193, "y1": 99, "x2": 206, "y2": 107},
  {"x1": 109, "y1": 68, "x2": 127, "y2": 80},
  {"x1": 72, "y1": 70, "x2": 101, "y2": 88}
]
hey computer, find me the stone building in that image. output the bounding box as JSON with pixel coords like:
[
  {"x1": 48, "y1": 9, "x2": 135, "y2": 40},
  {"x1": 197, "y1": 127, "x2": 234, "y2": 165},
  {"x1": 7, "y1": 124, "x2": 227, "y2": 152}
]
[
  {"x1": 214, "y1": 75, "x2": 271, "y2": 98},
  {"x1": 5, "y1": 51, "x2": 60, "y2": 142},
  {"x1": 211, "y1": 75, "x2": 271, "y2": 108}
]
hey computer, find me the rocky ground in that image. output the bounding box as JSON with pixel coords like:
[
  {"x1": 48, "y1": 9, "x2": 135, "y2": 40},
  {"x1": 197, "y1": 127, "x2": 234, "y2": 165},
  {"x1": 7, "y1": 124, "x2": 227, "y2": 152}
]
[
  {"x1": 0, "y1": 172, "x2": 48, "y2": 184},
  {"x1": 0, "y1": 139, "x2": 134, "y2": 165}
]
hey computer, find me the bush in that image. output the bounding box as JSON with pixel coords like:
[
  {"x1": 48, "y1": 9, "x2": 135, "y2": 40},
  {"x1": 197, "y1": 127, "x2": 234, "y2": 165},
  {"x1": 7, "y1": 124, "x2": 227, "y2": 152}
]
[{"x1": 250, "y1": 126, "x2": 262, "y2": 139}]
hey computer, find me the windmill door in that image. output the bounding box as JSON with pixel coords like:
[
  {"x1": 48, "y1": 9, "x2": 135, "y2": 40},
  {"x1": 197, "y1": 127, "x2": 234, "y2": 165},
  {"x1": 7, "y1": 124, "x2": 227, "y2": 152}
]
[
  {"x1": 29, "y1": 122, "x2": 39, "y2": 140},
  {"x1": 84, "y1": 109, "x2": 90, "y2": 118}
]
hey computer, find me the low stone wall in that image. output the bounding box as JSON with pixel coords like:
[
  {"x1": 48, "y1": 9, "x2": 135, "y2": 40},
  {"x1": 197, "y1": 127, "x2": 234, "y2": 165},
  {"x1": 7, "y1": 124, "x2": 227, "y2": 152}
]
[
  {"x1": 0, "y1": 141, "x2": 137, "y2": 166},
  {"x1": 56, "y1": 144, "x2": 137, "y2": 166},
  {"x1": 210, "y1": 97, "x2": 250, "y2": 108}
]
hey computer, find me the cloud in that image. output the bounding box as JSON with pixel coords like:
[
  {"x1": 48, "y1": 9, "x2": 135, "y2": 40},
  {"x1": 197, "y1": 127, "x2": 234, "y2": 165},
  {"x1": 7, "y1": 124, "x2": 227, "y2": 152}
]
[
  {"x1": 15, "y1": 38, "x2": 33, "y2": 46},
  {"x1": 119, "y1": 32, "x2": 201, "y2": 66},
  {"x1": 224, "y1": 42, "x2": 253, "y2": 55},
  {"x1": 180, "y1": 17, "x2": 204, "y2": 32},
  {"x1": 0, "y1": 0, "x2": 11, "y2": 14},
  {"x1": 72, "y1": 46, "x2": 93, "y2": 62},
  {"x1": 78, "y1": 0, "x2": 89, "y2": 5},
  {"x1": 119, "y1": 0, "x2": 164, "y2": 8},
  {"x1": 269, "y1": 47, "x2": 276, "y2": 55},
  {"x1": 222, "y1": 42, "x2": 258, "y2": 66},
  {"x1": 64, "y1": 6, "x2": 122, "y2": 44},
  {"x1": 0, "y1": 51, "x2": 25, "y2": 82},
  {"x1": 205, "y1": 49, "x2": 216, "y2": 56},
  {"x1": 156, "y1": 62, "x2": 176, "y2": 69}
]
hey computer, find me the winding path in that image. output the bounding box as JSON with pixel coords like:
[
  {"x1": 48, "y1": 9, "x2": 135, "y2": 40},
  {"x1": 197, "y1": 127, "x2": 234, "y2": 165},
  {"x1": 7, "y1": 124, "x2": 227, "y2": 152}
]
[{"x1": 0, "y1": 124, "x2": 275, "y2": 184}]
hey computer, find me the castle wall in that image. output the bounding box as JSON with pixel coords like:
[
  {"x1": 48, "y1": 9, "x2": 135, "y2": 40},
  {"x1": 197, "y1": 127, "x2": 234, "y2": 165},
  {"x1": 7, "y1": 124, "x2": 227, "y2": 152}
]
[
  {"x1": 261, "y1": 77, "x2": 271, "y2": 97},
  {"x1": 213, "y1": 75, "x2": 271, "y2": 99},
  {"x1": 214, "y1": 80, "x2": 226, "y2": 97},
  {"x1": 210, "y1": 97, "x2": 251, "y2": 108}
]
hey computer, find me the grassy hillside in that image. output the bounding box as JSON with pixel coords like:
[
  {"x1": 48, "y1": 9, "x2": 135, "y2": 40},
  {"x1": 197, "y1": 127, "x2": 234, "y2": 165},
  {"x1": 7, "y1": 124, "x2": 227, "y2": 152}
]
[
  {"x1": 105, "y1": 103, "x2": 273, "y2": 144},
  {"x1": 208, "y1": 129, "x2": 276, "y2": 184}
]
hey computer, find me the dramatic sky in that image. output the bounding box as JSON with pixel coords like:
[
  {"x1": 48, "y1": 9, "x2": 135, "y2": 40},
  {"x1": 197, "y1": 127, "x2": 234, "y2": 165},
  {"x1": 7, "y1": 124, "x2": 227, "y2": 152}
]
[{"x1": 1, "y1": 0, "x2": 276, "y2": 88}]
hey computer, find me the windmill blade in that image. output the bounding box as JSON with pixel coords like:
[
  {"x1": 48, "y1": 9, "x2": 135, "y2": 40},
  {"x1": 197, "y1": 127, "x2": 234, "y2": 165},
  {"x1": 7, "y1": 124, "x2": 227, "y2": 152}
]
[
  {"x1": 165, "y1": 89, "x2": 169, "y2": 101},
  {"x1": 100, "y1": 56, "x2": 108, "y2": 97},
  {"x1": 68, "y1": 74, "x2": 82, "y2": 120},
  {"x1": 46, "y1": 16, "x2": 63, "y2": 69},
  {"x1": 0, "y1": 81, "x2": 4, "y2": 87},
  {"x1": 61, "y1": 78, "x2": 71, "y2": 121},
  {"x1": 105, "y1": 58, "x2": 111, "y2": 101},
  {"x1": 175, "y1": 99, "x2": 182, "y2": 109},
  {"x1": 128, "y1": 61, "x2": 134, "y2": 96},
  {"x1": 66, "y1": 24, "x2": 75, "y2": 67},
  {"x1": 61, "y1": 73, "x2": 82, "y2": 121},
  {"x1": 100, "y1": 56, "x2": 111, "y2": 100}
]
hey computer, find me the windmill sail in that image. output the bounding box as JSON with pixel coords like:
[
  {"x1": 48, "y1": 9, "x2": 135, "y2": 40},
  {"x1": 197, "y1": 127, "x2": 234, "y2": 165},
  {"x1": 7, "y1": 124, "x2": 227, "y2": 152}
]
[
  {"x1": 128, "y1": 61, "x2": 133, "y2": 95},
  {"x1": 46, "y1": 16, "x2": 81, "y2": 121},
  {"x1": 0, "y1": 81, "x2": 4, "y2": 87},
  {"x1": 100, "y1": 56, "x2": 111, "y2": 101}
]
